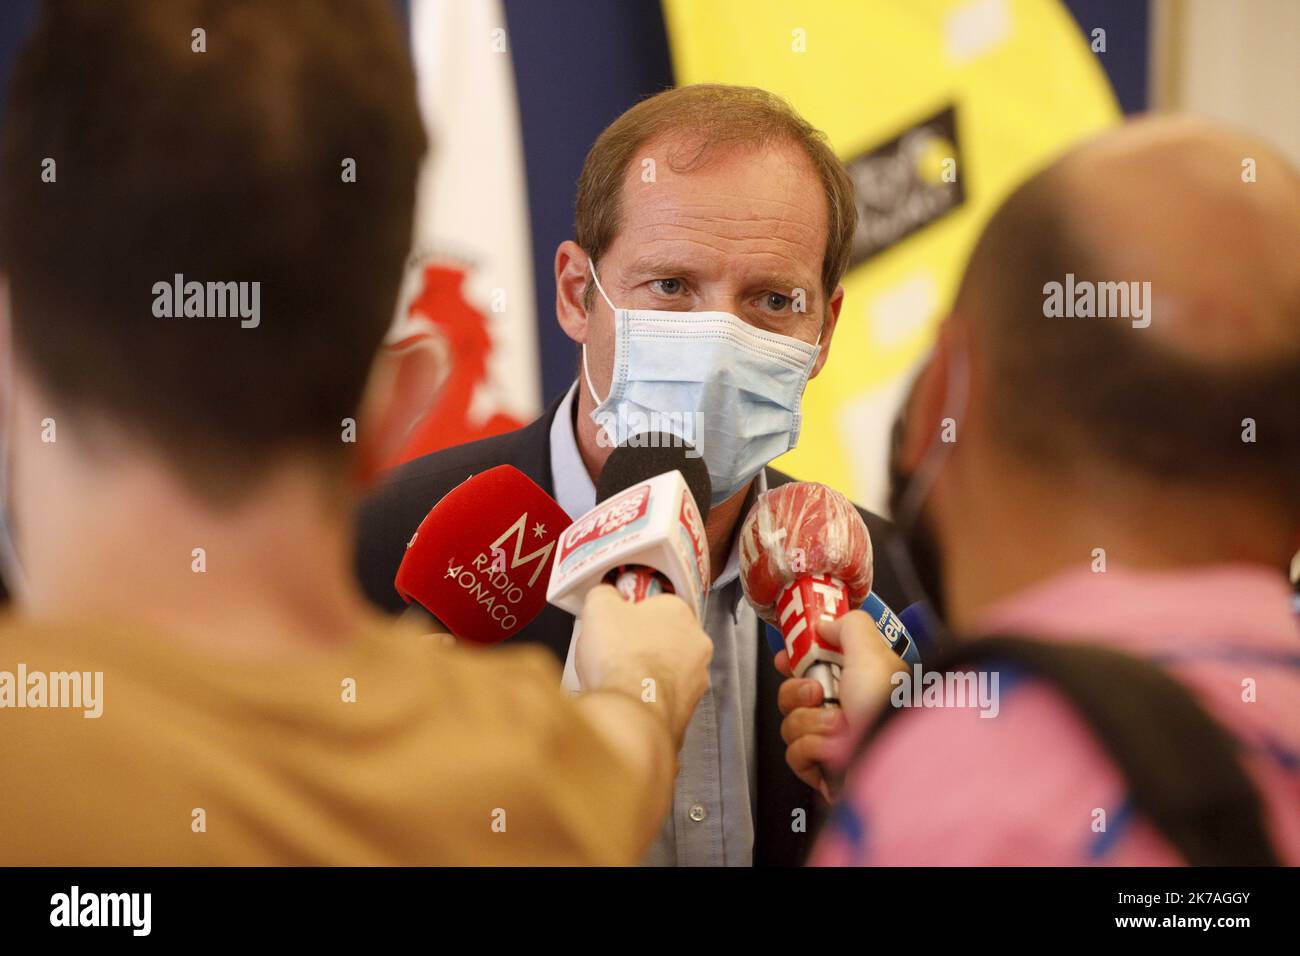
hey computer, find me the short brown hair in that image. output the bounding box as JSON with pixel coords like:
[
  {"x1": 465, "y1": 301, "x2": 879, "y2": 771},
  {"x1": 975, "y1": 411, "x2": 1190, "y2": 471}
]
[
  {"x1": 574, "y1": 84, "x2": 857, "y2": 311},
  {"x1": 0, "y1": 0, "x2": 426, "y2": 502}
]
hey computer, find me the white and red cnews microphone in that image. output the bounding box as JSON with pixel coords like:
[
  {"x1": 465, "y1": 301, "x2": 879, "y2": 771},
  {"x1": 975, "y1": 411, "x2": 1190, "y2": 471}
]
[
  {"x1": 547, "y1": 435, "x2": 712, "y2": 620},
  {"x1": 394, "y1": 465, "x2": 571, "y2": 644},
  {"x1": 739, "y1": 481, "x2": 873, "y2": 706}
]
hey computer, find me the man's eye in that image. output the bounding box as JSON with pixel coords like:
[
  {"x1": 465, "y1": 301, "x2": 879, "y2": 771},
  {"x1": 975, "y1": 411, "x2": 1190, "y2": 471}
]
[
  {"x1": 650, "y1": 278, "x2": 684, "y2": 296},
  {"x1": 762, "y1": 292, "x2": 791, "y2": 312}
]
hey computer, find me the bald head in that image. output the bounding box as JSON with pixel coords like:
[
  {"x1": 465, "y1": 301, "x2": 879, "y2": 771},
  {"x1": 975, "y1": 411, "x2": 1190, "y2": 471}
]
[
  {"x1": 1052, "y1": 117, "x2": 1300, "y2": 363},
  {"x1": 954, "y1": 116, "x2": 1300, "y2": 512}
]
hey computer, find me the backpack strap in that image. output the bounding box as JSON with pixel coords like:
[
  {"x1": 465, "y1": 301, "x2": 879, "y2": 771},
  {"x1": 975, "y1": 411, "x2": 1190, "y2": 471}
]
[{"x1": 848, "y1": 634, "x2": 1279, "y2": 866}]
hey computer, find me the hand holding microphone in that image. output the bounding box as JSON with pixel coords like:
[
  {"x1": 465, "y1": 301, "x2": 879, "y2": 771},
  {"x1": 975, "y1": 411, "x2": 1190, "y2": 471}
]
[
  {"x1": 392, "y1": 460, "x2": 710, "y2": 844},
  {"x1": 741, "y1": 481, "x2": 914, "y2": 799},
  {"x1": 549, "y1": 434, "x2": 715, "y2": 745},
  {"x1": 739, "y1": 481, "x2": 874, "y2": 705},
  {"x1": 576, "y1": 584, "x2": 712, "y2": 750}
]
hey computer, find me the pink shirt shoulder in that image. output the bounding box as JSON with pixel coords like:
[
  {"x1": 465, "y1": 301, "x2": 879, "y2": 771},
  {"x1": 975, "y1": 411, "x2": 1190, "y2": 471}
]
[{"x1": 812, "y1": 565, "x2": 1300, "y2": 866}]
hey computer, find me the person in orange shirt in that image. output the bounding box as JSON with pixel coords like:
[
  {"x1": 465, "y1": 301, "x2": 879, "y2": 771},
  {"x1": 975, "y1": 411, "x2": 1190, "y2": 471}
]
[{"x1": 0, "y1": 0, "x2": 710, "y2": 865}]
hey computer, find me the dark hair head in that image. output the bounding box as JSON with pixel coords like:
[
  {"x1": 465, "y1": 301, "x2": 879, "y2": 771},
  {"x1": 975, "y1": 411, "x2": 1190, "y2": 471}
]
[{"x1": 0, "y1": 0, "x2": 427, "y2": 502}]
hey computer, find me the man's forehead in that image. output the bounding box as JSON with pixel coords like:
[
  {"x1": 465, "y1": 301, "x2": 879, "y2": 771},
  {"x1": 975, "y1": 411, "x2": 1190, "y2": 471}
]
[
  {"x1": 621, "y1": 132, "x2": 823, "y2": 208},
  {"x1": 610, "y1": 134, "x2": 828, "y2": 275}
]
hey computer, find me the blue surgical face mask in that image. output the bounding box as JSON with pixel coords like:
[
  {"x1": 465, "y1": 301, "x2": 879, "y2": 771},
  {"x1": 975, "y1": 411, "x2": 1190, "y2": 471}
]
[{"x1": 582, "y1": 260, "x2": 821, "y2": 507}]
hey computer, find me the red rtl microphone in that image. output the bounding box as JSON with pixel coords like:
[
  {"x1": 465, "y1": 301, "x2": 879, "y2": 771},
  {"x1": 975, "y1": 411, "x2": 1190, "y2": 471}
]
[
  {"x1": 548, "y1": 435, "x2": 712, "y2": 618},
  {"x1": 739, "y1": 482, "x2": 873, "y2": 706},
  {"x1": 394, "y1": 465, "x2": 571, "y2": 644}
]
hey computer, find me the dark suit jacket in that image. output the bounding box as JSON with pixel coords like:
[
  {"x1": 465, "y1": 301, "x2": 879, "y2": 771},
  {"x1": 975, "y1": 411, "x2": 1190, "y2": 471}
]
[{"x1": 354, "y1": 392, "x2": 908, "y2": 866}]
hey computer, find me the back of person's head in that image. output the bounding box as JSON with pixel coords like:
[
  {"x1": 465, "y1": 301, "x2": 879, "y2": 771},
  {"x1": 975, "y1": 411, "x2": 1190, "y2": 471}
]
[
  {"x1": 951, "y1": 117, "x2": 1300, "y2": 549},
  {"x1": 0, "y1": 0, "x2": 426, "y2": 504}
]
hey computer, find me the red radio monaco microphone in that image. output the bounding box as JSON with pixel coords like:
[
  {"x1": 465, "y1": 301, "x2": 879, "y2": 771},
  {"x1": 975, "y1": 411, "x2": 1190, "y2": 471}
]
[
  {"x1": 548, "y1": 435, "x2": 712, "y2": 620},
  {"x1": 394, "y1": 465, "x2": 571, "y2": 643},
  {"x1": 739, "y1": 482, "x2": 873, "y2": 706}
]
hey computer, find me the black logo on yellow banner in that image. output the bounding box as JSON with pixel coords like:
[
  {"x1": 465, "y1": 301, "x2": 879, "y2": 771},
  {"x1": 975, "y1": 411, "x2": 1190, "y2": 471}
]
[{"x1": 845, "y1": 104, "x2": 965, "y2": 268}]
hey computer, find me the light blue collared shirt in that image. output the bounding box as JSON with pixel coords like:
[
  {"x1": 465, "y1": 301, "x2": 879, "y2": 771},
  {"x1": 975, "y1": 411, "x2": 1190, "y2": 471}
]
[{"x1": 549, "y1": 382, "x2": 761, "y2": 866}]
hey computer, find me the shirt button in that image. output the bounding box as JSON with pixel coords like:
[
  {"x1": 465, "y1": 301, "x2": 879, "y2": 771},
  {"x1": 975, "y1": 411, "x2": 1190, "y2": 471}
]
[{"x1": 688, "y1": 804, "x2": 707, "y2": 823}]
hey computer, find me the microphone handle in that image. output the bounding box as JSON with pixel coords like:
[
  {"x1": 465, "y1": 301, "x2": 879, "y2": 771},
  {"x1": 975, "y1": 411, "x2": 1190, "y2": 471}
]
[
  {"x1": 607, "y1": 565, "x2": 673, "y2": 602},
  {"x1": 774, "y1": 574, "x2": 849, "y2": 708},
  {"x1": 399, "y1": 602, "x2": 451, "y2": 636},
  {"x1": 805, "y1": 660, "x2": 841, "y2": 708}
]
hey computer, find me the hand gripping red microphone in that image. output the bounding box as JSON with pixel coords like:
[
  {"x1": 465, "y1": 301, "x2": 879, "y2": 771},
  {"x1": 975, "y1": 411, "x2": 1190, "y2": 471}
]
[
  {"x1": 394, "y1": 465, "x2": 572, "y2": 644},
  {"x1": 739, "y1": 482, "x2": 873, "y2": 706}
]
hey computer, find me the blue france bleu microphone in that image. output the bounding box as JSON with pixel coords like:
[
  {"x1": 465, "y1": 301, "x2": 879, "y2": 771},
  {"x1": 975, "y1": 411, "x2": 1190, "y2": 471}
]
[{"x1": 763, "y1": 589, "x2": 923, "y2": 665}]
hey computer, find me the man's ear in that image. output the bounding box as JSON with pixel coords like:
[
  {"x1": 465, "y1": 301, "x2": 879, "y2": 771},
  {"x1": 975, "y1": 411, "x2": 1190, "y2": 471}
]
[
  {"x1": 351, "y1": 343, "x2": 444, "y2": 488},
  {"x1": 809, "y1": 284, "x2": 844, "y2": 379},
  {"x1": 899, "y1": 317, "x2": 961, "y2": 473},
  {"x1": 555, "y1": 240, "x2": 593, "y2": 345}
]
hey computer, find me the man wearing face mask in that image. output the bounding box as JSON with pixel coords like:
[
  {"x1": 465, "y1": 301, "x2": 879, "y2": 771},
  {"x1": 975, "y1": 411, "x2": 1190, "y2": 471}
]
[
  {"x1": 355, "y1": 84, "x2": 910, "y2": 866},
  {"x1": 797, "y1": 117, "x2": 1300, "y2": 865}
]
